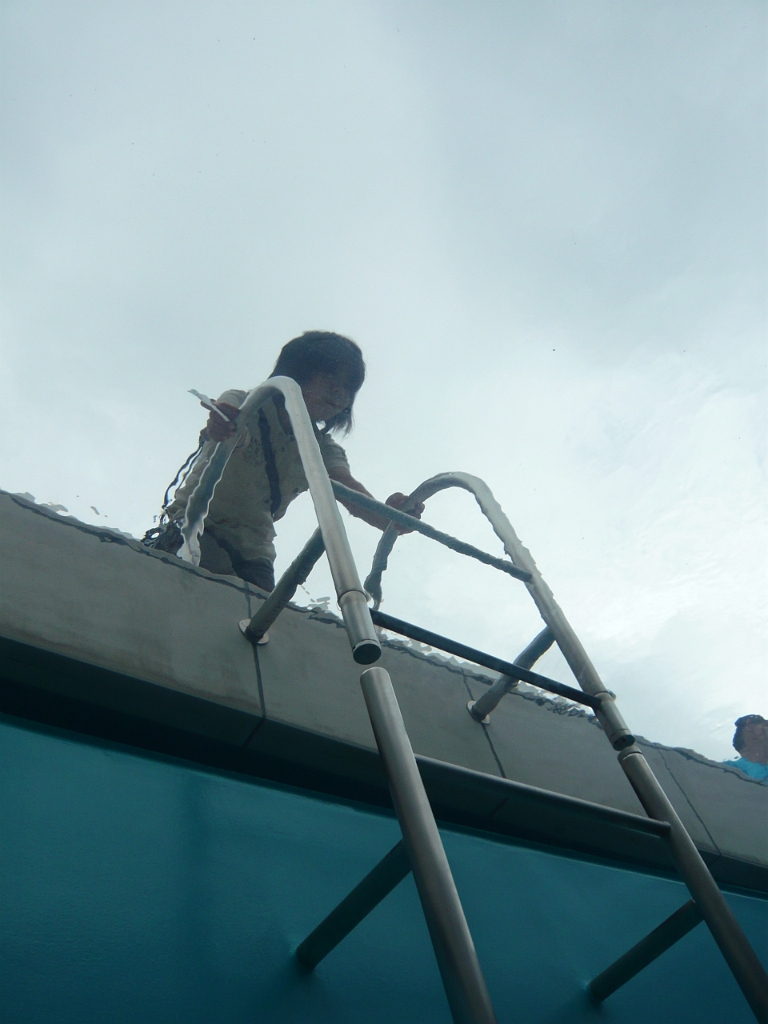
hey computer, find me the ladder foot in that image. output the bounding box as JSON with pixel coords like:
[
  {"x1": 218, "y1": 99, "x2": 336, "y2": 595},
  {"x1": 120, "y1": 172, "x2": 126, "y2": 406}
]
[
  {"x1": 467, "y1": 700, "x2": 490, "y2": 724},
  {"x1": 238, "y1": 619, "x2": 269, "y2": 644}
]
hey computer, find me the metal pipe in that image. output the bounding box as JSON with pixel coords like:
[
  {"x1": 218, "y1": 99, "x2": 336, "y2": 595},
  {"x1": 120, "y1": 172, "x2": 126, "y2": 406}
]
[
  {"x1": 295, "y1": 756, "x2": 672, "y2": 977},
  {"x1": 367, "y1": 470, "x2": 766, "y2": 1015},
  {"x1": 179, "y1": 377, "x2": 380, "y2": 664},
  {"x1": 331, "y1": 480, "x2": 532, "y2": 583},
  {"x1": 619, "y1": 748, "x2": 768, "y2": 1022},
  {"x1": 364, "y1": 472, "x2": 538, "y2": 609},
  {"x1": 589, "y1": 900, "x2": 703, "y2": 1002},
  {"x1": 294, "y1": 840, "x2": 411, "y2": 970},
  {"x1": 469, "y1": 627, "x2": 555, "y2": 722},
  {"x1": 241, "y1": 528, "x2": 325, "y2": 643},
  {"x1": 360, "y1": 667, "x2": 498, "y2": 1024},
  {"x1": 362, "y1": 472, "x2": 633, "y2": 742},
  {"x1": 371, "y1": 611, "x2": 600, "y2": 710}
]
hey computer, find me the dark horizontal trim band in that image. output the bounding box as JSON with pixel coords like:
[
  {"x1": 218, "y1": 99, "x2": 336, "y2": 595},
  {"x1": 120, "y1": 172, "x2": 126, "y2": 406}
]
[
  {"x1": 1, "y1": 633, "x2": 764, "y2": 896},
  {"x1": 371, "y1": 610, "x2": 598, "y2": 709},
  {"x1": 413, "y1": 754, "x2": 671, "y2": 839}
]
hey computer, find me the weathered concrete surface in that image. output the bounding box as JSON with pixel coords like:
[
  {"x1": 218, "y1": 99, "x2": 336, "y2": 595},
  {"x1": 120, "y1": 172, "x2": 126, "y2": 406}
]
[
  {"x1": 0, "y1": 489, "x2": 765, "y2": 886},
  {"x1": 0, "y1": 493, "x2": 262, "y2": 743},
  {"x1": 253, "y1": 606, "x2": 501, "y2": 776},
  {"x1": 464, "y1": 674, "x2": 645, "y2": 814},
  {"x1": 652, "y1": 745, "x2": 768, "y2": 866},
  {"x1": 632, "y1": 742, "x2": 716, "y2": 853}
]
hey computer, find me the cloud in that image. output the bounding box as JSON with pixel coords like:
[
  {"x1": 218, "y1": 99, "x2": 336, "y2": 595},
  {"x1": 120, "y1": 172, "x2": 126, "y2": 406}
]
[{"x1": 0, "y1": 0, "x2": 764, "y2": 760}]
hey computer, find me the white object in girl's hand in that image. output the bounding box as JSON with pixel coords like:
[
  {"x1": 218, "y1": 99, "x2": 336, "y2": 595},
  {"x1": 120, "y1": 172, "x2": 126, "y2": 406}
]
[{"x1": 188, "y1": 389, "x2": 232, "y2": 422}]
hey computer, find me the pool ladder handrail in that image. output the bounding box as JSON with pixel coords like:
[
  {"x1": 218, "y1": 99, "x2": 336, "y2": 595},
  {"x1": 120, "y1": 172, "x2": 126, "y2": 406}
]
[
  {"x1": 181, "y1": 380, "x2": 767, "y2": 1024},
  {"x1": 178, "y1": 378, "x2": 499, "y2": 1024}
]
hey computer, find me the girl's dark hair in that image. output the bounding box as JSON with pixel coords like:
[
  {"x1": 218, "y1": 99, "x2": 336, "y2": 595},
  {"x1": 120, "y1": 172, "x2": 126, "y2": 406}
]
[{"x1": 270, "y1": 330, "x2": 366, "y2": 435}]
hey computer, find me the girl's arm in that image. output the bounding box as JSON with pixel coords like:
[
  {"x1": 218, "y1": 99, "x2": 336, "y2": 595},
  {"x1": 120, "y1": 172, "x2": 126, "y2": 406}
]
[{"x1": 327, "y1": 466, "x2": 424, "y2": 532}]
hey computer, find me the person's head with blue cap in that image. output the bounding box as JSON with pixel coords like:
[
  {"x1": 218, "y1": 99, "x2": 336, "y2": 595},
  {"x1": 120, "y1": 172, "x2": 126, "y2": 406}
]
[{"x1": 732, "y1": 714, "x2": 768, "y2": 765}]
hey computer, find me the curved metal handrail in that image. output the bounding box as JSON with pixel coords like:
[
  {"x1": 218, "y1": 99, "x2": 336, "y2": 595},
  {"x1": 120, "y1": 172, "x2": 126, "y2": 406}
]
[
  {"x1": 184, "y1": 440, "x2": 768, "y2": 1015},
  {"x1": 365, "y1": 471, "x2": 520, "y2": 610},
  {"x1": 365, "y1": 472, "x2": 626, "y2": 719},
  {"x1": 178, "y1": 376, "x2": 380, "y2": 664}
]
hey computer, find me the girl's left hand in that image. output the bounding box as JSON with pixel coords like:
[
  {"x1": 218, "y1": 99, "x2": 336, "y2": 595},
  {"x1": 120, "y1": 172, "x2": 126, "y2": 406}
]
[{"x1": 385, "y1": 492, "x2": 425, "y2": 533}]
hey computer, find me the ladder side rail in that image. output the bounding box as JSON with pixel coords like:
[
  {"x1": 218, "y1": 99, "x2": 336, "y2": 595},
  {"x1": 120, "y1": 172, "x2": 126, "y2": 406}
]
[
  {"x1": 180, "y1": 400, "x2": 501, "y2": 1019},
  {"x1": 439, "y1": 474, "x2": 632, "y2": 741},
  {"x1": 364, "y1": 472, "x2": 632, "y2": 744},
  {"x1": 361, "y1": 666, "x2": 499, "y2": 1024},
  {"x1": 366, "y1": 470, "x2": 768, "y2": 1020},
  {"x1": 178, "y1": 376, "x2": 380, "y2": 664},
  {"x1": 619, "y1": 748, "x2": 768, "y2": 1022},
  {"x1": 454, "y1": 469, "x2": 768, "y2": 1019}
]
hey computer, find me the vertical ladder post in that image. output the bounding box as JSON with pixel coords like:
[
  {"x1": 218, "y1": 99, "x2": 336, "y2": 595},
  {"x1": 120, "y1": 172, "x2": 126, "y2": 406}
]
[
  {"x1": 459, "y1": 475, "x2": 768, "y2": 1021},
  {"x1": 183, "y1": 376, "x2": 381, "y2": 663},
  {"x1": 358, "y1": 471, "x2": 767, "y2": 1018},
  {"x1": 619, "y1": 749, "x2": 768, "y2": 1022},
  {"x1": 361, "y1": 667, "x2": 498, "y2": 1024}
]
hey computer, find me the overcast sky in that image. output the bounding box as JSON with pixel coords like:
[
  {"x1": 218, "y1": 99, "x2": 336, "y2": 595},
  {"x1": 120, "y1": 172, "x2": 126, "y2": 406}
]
[{"x1": 1, "y1": 1, "x2": 765, "y2": 761}]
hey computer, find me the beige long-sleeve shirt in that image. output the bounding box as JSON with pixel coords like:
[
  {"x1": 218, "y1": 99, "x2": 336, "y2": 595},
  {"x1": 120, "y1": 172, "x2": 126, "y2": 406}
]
[{"x1": 168, "y1": 389, "x2": 349, "y2": 563}]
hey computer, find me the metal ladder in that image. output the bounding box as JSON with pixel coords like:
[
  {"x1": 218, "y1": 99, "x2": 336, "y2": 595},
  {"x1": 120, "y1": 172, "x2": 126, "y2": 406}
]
[{"x1": 179, "y1": 377, "x2": 767, "y2": 1024}]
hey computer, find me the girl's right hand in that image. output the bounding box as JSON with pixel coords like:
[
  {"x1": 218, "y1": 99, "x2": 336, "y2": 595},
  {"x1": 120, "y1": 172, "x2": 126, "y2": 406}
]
[{"x1": 204, "y1": 402, "x2": 240, "y2": 442}]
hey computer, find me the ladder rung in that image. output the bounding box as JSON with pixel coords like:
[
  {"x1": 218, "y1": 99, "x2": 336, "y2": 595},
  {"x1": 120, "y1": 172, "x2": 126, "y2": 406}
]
[{"x1": 371, "y1": 611, "x2": 600, "y2": 710}]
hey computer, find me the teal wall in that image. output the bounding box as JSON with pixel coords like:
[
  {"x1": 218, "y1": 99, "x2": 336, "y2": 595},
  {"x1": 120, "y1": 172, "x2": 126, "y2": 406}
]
[{"x1": 1, "y1": 716, "x2": 765, "y2": 1024}]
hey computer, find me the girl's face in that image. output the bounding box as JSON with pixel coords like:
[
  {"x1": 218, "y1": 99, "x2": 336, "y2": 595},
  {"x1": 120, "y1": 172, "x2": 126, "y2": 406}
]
[{"x1": 301, "y1": 373, "x2": 353, "y2": 423}]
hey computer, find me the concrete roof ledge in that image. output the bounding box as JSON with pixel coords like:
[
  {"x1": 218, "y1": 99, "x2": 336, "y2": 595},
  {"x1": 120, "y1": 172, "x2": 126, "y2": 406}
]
[{"x1": 1, "y1": 488, "x2": 765, "y2": 890}]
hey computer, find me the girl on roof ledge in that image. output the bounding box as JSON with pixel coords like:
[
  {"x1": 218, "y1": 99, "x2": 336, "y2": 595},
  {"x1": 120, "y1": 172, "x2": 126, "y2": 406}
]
[{"x1": 146, "y1": 331, "x2": 423, "y2": 592}]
